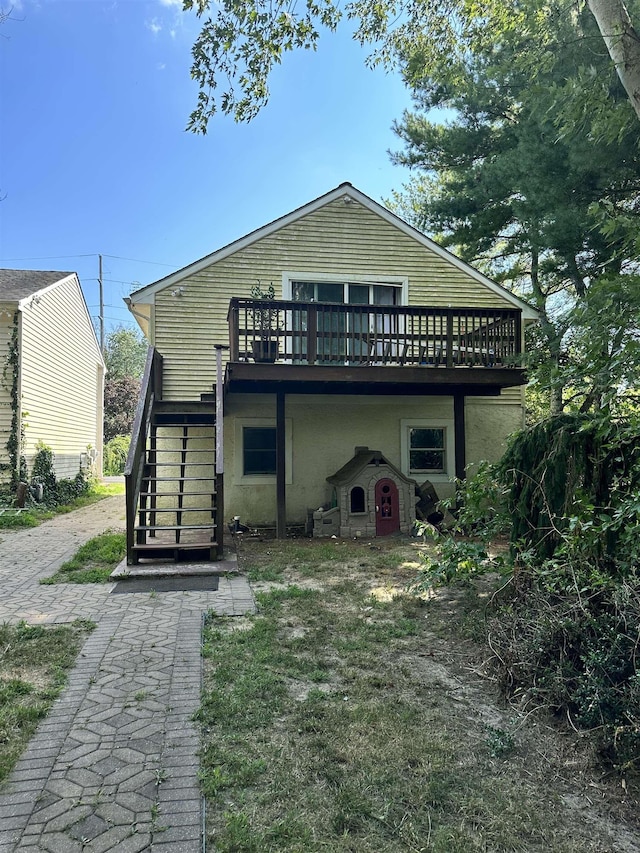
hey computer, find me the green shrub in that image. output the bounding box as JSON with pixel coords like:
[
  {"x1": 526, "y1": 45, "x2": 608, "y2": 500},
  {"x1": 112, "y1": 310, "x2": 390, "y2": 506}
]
[
  {"x1": 31, "y1": 442, "x2": 57, "y2": 498},
  {"x1": 29, "y1": 443, "x2": 89, "y2": 507}
]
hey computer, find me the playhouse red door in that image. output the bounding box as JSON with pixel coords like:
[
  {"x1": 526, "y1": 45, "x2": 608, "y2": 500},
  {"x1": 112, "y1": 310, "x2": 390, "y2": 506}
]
[{"x1": 375, "y1": 479, "x2": 399, "y2": 536}]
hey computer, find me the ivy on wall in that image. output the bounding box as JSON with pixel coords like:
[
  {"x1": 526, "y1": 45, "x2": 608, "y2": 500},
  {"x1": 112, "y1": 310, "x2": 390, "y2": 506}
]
[{"x1": 1, "y1": 311, "x2": 26, "y2": 490}]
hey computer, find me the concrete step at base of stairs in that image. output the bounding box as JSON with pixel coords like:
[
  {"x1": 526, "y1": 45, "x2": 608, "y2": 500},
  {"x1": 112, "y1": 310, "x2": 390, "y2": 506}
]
[{"x1": 110, "y1": 551, "x2": 237, "y2": 580}]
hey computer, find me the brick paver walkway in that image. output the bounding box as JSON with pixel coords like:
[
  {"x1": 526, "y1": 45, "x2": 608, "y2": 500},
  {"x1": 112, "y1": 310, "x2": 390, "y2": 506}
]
[{"x1": 0, "y1": 496, "x2": 255, "y2": 852}]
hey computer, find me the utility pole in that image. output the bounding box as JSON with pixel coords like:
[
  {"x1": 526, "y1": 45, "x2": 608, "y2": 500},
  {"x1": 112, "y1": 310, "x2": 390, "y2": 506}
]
[{"x1": 98, "y1": 254, "x2": 104, "y2": 353}]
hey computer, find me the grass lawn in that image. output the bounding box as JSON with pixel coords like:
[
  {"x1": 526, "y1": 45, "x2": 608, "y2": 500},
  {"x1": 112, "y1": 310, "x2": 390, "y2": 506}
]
[
  {"x1": 0, "y1": 481, "x2": 124, "y2": 531},
  {"x1": 40, "y1": 531, "x2": 126, "y2": 584},
  {"x1": 199, "y1": 538, "x2": 640, "y2": 853},
  {"x1": 0, "y1": 620, "x2": 94, "y2": 783}
]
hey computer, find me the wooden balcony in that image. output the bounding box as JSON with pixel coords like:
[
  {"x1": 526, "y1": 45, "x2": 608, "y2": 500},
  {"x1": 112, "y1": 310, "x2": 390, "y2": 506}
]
[{"x1": 226, "y1": 298, "x2": 526, "y2": 396}]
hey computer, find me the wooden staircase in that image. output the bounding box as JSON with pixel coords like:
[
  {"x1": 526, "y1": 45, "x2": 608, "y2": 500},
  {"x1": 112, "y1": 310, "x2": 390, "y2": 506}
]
[{"x1": 125, "y1": 349, "x2": 223, "y2": 565}]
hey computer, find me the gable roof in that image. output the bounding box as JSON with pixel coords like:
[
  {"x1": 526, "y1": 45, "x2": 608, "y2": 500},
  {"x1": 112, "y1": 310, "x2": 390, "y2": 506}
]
[
  {"x1": 128, "y1": 183, "x2": 539, "y2": 320},
  {"x1": 0, "y1": 269, "x2": 105, "y2": 365},
  {"x1": 0, "y1": 269, "x2": 74, "y2": 302}
]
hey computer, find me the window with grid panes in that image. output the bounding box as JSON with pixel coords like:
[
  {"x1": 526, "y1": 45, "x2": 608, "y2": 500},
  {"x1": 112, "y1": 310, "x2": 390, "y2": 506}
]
[{"x1": 408, "y1": 427, "x2": 446, "y2": 474}]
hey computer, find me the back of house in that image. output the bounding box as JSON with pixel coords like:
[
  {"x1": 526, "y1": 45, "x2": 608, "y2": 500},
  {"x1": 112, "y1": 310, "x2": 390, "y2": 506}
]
[{"x1": 124, "y1": 184, "x2": 536, "y2": 562}]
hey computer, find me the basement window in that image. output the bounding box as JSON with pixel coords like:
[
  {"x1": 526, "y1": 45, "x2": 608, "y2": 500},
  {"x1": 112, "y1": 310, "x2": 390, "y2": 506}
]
[
  {"x1": 243, "y1": 427, "x2": 277, "y2": 475},
  {"x1": 409, "y1": 427, "x2": 446, "y2": 474},
  {"x1": 401, "y1": 418, "x2": 454, "y2": 482}
]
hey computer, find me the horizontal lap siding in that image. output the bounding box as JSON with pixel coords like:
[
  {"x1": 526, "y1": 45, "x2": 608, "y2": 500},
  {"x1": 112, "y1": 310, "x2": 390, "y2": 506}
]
[
  {"x1": 20, "y1": 279, "x2": 102, "y2": 478},
  {"x1": 154, "y1": 200, "x2": 521, "y2": 400}
]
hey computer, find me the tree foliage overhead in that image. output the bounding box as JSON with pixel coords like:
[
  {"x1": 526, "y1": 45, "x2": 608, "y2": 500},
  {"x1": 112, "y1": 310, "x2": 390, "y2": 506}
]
[
  {"x1": 387, "y1": 1, "x2": 640, "y2": 414},
  {"x1": 183, "y1": 0, "x2": 640, "y2": 131}
]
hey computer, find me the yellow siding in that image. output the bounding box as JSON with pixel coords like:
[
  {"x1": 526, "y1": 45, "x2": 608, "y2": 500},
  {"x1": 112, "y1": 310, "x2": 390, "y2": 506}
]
[
  {"x1": 0, "y1": 305, "x2": 15, "y2": 480},
  {"x1": 154, "y1": 199, "x2": 520, "y2": 400},
  {"x1": 20, "y1": 278, "x2": 103, "y2": 479}
]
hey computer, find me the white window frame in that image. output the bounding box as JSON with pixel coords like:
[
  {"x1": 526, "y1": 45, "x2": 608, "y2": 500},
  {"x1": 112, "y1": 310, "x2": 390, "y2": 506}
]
[
  {"x1": 401, "y1": 418, "x2": 454, "y2": 483},
  {"x1": 234, "y1": 418, "x2": 293, "y2": 485},
  {"x1": 282, "y1": 272, "x2": 408, "y2": 305}
]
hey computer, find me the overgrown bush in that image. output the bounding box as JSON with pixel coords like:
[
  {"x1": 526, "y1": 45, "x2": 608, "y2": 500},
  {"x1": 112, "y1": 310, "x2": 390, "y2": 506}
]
[
  {"x1": 30, "y1": 444, "x2": 89, "y2": 507},
  {"x1": 411, "y1": 414, "x2": 640, "y2": 773},
  {"x1": 31, "y1": 442, "x2": 57, "y2": 498},
  {"x1": 410, "y1": 462, "x2": 509, "y2": 593},
  {"x1": 103, "y1": 435, "x2": 130, "y2": 476}
]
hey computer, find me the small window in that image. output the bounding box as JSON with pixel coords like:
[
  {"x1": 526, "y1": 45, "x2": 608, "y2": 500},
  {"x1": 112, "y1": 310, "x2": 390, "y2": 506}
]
[
  {"x1": 243, "y1": 427, "x2": 276, "y2": 475},
  {"x1": 350, "y1": 486, "x2": 366, "y2": 514},
  {"x1": 409, "y1": 427, "x2": 446, "y2": 473}
]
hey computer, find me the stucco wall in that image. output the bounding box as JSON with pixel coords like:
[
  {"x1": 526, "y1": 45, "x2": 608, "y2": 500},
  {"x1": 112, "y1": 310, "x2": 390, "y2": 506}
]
[{"x1": 223, "y1": 392, "x2": 522, "y2": 526}]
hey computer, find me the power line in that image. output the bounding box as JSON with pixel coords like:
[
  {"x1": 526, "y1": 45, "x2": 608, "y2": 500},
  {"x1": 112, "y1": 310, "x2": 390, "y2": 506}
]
[
  {"x1": 0, "y1": 253, "x2": 176, "y2": 267},
  {"x1": 0, "y1": 253, "x2": 97, "y2": 261},
  {"x1": 101, "y1": 254, "x2": 176, "y2": 267}
]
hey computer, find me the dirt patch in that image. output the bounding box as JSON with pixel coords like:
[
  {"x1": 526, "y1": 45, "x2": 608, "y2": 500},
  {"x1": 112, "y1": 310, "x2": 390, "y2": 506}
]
[{"x1": 207, "y1": 535, "x2": 640, "y2": 851}]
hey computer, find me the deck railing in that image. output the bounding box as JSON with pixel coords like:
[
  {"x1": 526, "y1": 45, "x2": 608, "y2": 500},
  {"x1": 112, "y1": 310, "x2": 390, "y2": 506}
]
[
  {"x1": 124, "y1": 346, "x2": 163, "y2": 564},
  {"x1": 228, "y1": 298, "x2": 522, "y2": 367}
]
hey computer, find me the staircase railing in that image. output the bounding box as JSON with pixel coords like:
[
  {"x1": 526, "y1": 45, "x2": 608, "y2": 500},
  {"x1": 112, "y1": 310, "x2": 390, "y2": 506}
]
[{"x1": 124, "y1": 346, "x2": 163, "y2": 564}]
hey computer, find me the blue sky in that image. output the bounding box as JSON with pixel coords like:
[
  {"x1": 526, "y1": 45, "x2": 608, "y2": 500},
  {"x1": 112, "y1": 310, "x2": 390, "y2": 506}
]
[{"x1": 0, "y1": 0, "x2": 414, "y2": 339}]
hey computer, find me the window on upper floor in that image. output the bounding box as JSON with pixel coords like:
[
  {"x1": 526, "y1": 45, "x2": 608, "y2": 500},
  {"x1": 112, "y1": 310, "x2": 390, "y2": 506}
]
[{"x1": 291, "y1": 281, "x2": 401, "y2": 306}]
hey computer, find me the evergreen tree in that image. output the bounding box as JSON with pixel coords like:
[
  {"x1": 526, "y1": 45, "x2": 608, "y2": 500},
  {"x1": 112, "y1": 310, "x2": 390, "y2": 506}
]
[{"x1": 388, "y1": 5, "x2": 640, "y2": 413}]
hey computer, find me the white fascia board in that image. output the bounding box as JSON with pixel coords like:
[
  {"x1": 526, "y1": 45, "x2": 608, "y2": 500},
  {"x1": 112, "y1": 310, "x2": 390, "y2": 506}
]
[{"x1": 129, "y1": 182, "x2": 539, "y2": 320}]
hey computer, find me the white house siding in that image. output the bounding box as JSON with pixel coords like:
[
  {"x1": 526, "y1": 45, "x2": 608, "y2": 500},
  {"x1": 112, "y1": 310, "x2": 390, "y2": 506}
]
[
  {"x1": 153, "y1": 198, "x2": 521, "y2": 401},
  {"x1": 0, "y1": 305, "x2": 16, "y2": 483},
  {"x1": 223, "y1": 393, "x2": 520, "y2": 526},
  {"x1": 19, "y1": 278, "x2": 104, "y2": 479}
]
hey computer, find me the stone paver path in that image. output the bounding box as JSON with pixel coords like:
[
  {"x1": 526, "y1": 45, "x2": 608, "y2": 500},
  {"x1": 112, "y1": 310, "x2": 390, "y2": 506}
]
[{"x1": 0, "y1": 496, "x2": 255, "y2": 852}]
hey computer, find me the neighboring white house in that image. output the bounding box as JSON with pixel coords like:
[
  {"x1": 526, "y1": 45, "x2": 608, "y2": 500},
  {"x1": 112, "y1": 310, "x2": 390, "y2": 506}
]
[{"x1": 0, "y1": 270, "x2": 105, "y2": 483}]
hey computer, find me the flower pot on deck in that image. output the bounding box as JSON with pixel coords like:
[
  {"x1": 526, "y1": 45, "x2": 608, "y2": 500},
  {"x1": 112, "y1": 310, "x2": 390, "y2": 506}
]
[{"x1": 252, "y1": 340, "x2": 279, "y2": 363}]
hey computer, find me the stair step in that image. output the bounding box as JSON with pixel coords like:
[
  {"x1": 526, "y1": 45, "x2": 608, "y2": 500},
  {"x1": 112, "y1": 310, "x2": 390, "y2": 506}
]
[
  {"x1": 151, "y1": 438, "x2": 215, "y2": 443},
  {"x1": 144, "y1": 476, "x2": 215, "y2": 482},
  {"x1": 139, "y1": 506, "x2": 214, "y2": 513},
  {"x1": 152, "y1": 415, "x2": 215, "y2": 426},
  {"x1": 131, "y1": 542, "x2": 216, "y2": 553},
  {"x1": 140, "y1": 491, "x2": 216, "y2": 498},
  {"x1": 146, "y1": 461, "x2": 216, "y2": 467},
  {"x1": 135, "y1": 524, "x2": 216, "y2": 532},
  {"x1": 148, "y1": 448, "x2": 214, "y2": 454}
]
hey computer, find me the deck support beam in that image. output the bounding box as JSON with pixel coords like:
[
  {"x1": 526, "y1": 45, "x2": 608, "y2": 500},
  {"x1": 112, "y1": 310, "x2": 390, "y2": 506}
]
[
  {"x1": 454, "y1": 392, "x2": 466, "y2": 482},
  {"x1": 276, "y1": 391, "x2": 286, "y2": 539}
]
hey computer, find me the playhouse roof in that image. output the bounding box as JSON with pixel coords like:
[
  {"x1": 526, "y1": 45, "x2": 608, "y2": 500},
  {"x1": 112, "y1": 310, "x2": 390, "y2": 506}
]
[{"x1": 327, "y1": 447, "x2": 416, "y2": 487}]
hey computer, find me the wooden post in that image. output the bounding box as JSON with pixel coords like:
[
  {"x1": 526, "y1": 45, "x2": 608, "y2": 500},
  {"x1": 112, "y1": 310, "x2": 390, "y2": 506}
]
[
  {"x1": 228, "y1": 300, "x2": 239, "y2": 362},
  {"x1": 276, "y1": 391, "x2": 286, "y2": 538},
  {"x1": 454, "y1": 393, "x2": 466, "y2": 482},
  {"x1": 446, "y1": 312, "x2": 454, "y2": 367},
  {"x1": 215, "y1": 345, "x2": 227, "y2": 558},
  {"x1": 307, "y1": 304, "x2": 317, "y2": 365}
]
